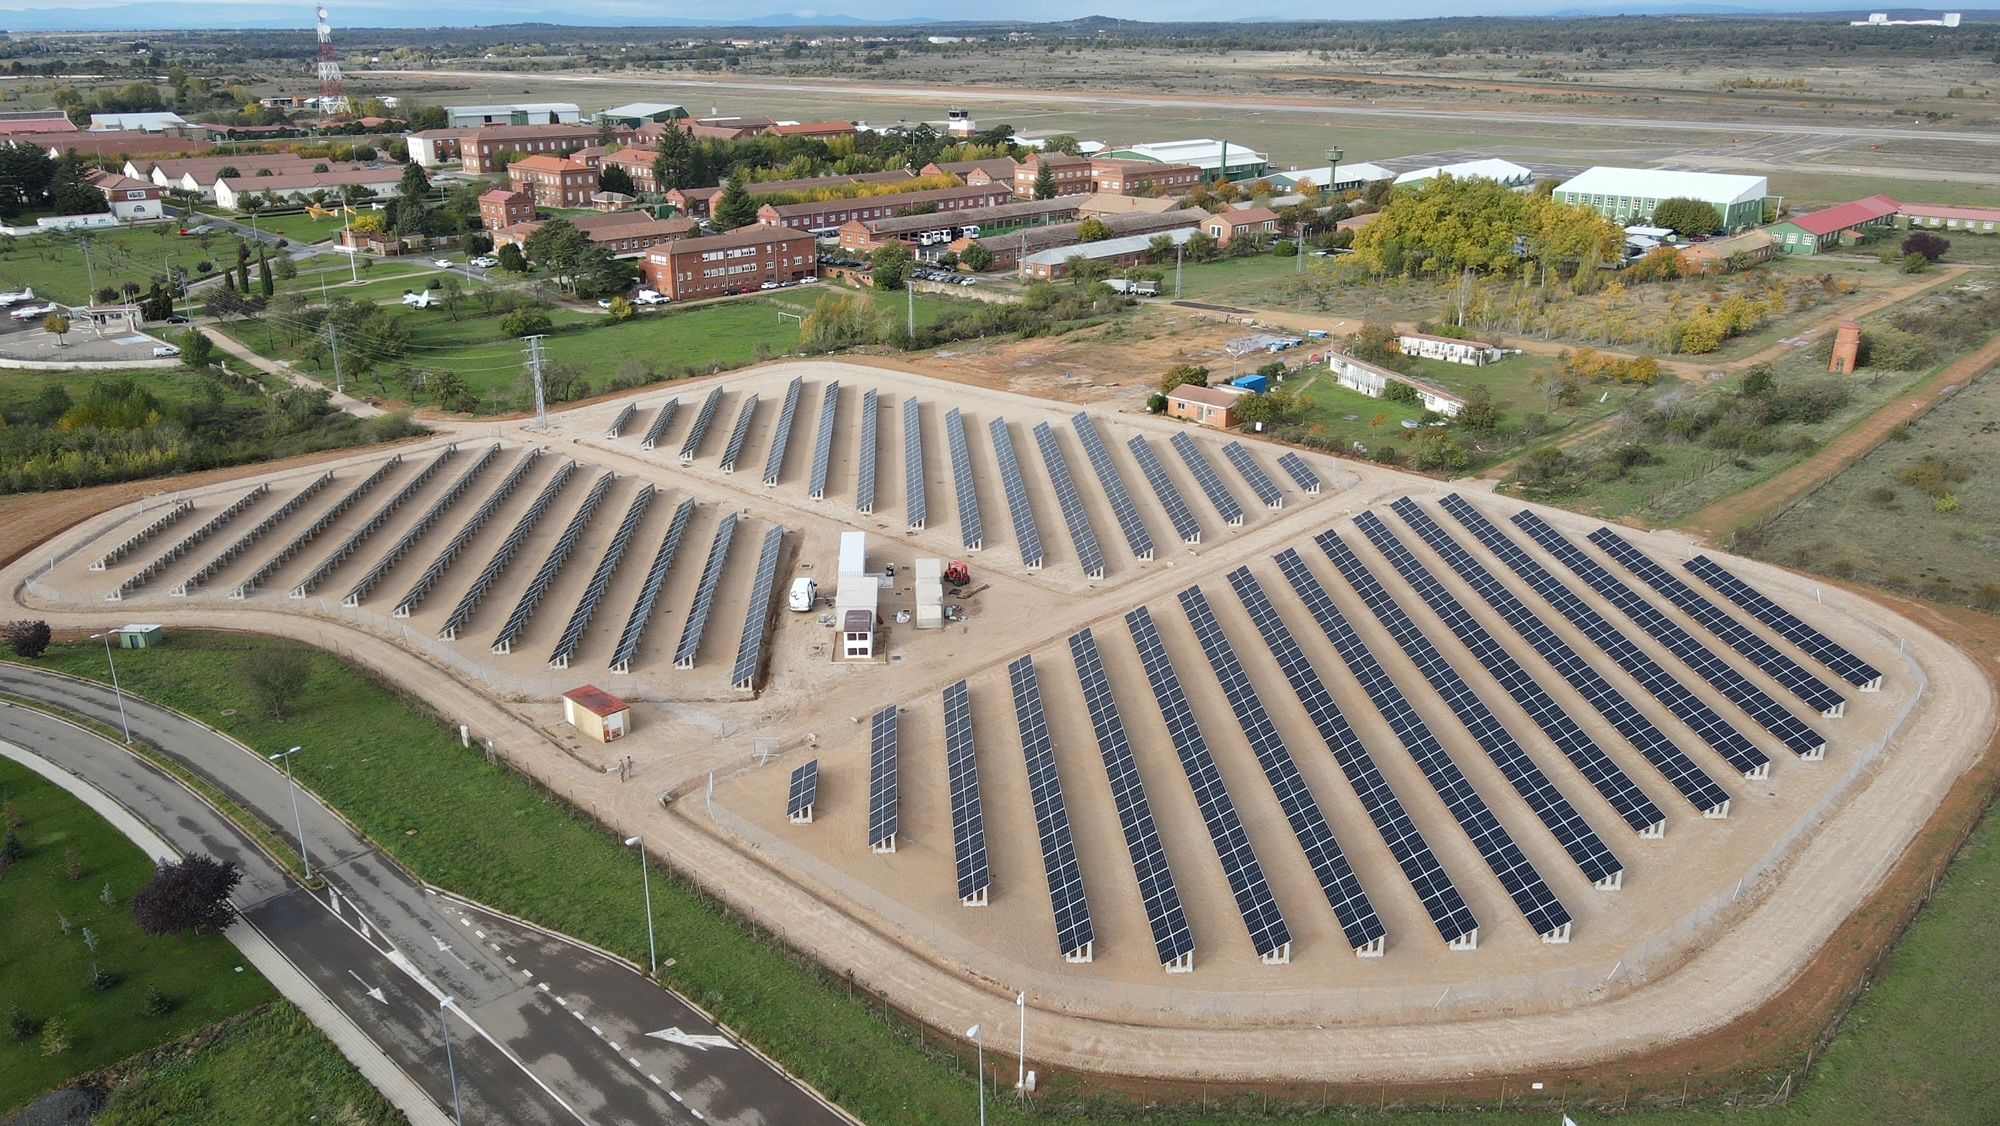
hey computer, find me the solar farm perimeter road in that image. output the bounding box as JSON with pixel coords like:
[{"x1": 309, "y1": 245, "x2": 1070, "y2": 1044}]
[{"x1": 0, "y1": 664, "x2": 848, "y2": 1126}]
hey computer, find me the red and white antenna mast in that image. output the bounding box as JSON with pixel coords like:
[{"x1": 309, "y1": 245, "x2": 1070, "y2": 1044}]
[{"x1": 315, "y1": 6, "x2": 351, "y2": 117}]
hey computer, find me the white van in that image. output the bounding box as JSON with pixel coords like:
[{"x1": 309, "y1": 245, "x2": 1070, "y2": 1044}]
[{"x1": 787, "y1": 577, "x2": 818, "y2": 612}]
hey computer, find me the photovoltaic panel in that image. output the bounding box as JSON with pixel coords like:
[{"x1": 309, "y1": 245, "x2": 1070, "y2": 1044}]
[
  {"x1": 547, "y1": 484, "x2": 653, "y2": 668},
  {"x1": 1591, "y1": 529, "x2": 1846, "y2": 717},
  {"x1": 1070, "y1": 413, "x2": 1153, "y2": 561},
  {"x1": 903, "y1": 397, "x2": 927, "y2": 530},
  {"x1": 393, "y1": 450, "x2": 540, "y2": 619},
  {"x1": 787, "y1": 759, "x2": 819, "y2": 821},
  {"x1": 730, "y1": 525, "x2": 786, "y2": 691},
  {"x1": 1007, "y1": 656, "x2": 1095, "y2": 962},
  {"x1": 1178, "y1": 585, "x2": 1387, "y2": 952},
  {"x1": 1227, "y1": 565, "x2": 1477, "y2": 948},
  {"x1": 292, "y1": 445, "x2": 458, "y2": 598},
  {"x1": 1277, "y1": 452, "x2": 1322, "y2": 495},
  {"x1": 604, "y1": 402, "x2": 635, "y2": 440},
  {"x1": 1223, "y1": 442, "x2": 1284, "y2": 509},
  {"x1": 1392, "y1": 498, "x2": 1733, "y2": 817},
  {"x1": 678, "y1": 385, "x2": 725, "y2": 464},
  {"x1": 856, "y1": 388, "x2": 880, "y2": 515},
  {"x1": 1318, "y1": 531, "x2": 1625, "y2": 887},
  {"x1": 718, "y1": 393, "x2": 760, "y2": 474},
  {"x1": 941, "y1": 680, "x2": 991, "y2": 904},
  {"x1": 672, "y1": 512, "x2": 738, "y2": 670},
  {"x1": 762, "y1": 376, "x2": 805, "y2": 487},
  {"x1": 94, "y1": 499, "x2": 192, "y2": 571},
  {"x1": 945, "y1": 409, "x2": 983, "y2": 552},
  {"x1": 1357, "y1": 511, "x2": 1666, "y2": 836},
  {"x1": 438, "y1": 460, "x2": 575, "y2": 640},
  {"x1": 867, "y1": 705, "x2": 899, "y2": 852},
  {"x1": 988, "y1": 418, "x2": 1042, "y2": 568},
  {"x1": 490, "y1": 471, "x2": 614, "y2": 654},
  {"x1": 1033, "y1": 422, "x2": 1105, "y2": 579},
  {"x1": 609, "y1": 497, "x2": 695, "y2": 674},
  {"x1": 1685, "y1": 556, "x2": 1882, "y2": 691},
  {"x1": 1439, "y1": 495, "x2": 1771, "y2": 781},
  {"x1": 1126, "y1": 436, "x2": 1202, "y2": 544},
  {"x1": 1067, "y1": 628, "x2": 1195, "y2": 971},
  {"x1": 232, "y1": 456, "x2": 403, "y2": 599},
  {"x1": 808, "y1": 381, "x2": 840, "y2": 500},
  {"x1": 1515, "y1": 512, "x2": 1826, "y2": 760},
  {"x1": 1125, "y1": 606, "x2": 1292, "y2": 962},
  {"x1": 640, "y1": 399, "x2": 678, "y2": 451},
  {"x1": 343, "y1": 444, "x2": 501, "y2": 609},
  {"x1": 1169, "y1": 432, "x2": 1244, "y2": 527},
  {"x1": 1276, "y1": 548, "x2": 1573, "y2": 942}
]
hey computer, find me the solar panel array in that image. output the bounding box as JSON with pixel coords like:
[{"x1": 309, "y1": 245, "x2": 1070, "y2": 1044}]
[
  {"x1": 1125, "y1": 606, "x2": 1292, "y2": 962},
  {"x1": 941, "y1": 680, "x2": 992, "y2": 905},
  {"x1": 1439, "y1": 495, "x2": 1771, "y2": 780},
  {"x1": 343, "y1": 444, "x2": 501, "y2": 608},
  {"x1": 1007, "y1": 656, "x2": 1095, "y2": 961},
  {"x1": 174, "y1": 473, "x2": 331, "y2": 596},
  {"x1": 1179, "y1": 585, "x2": 1387, "y2": 952},
  {"x1": 1223, "y1": 442, "x2": 1284, "y2": 509},
  {"x1": 1170, "y1": 432, "x2": 1244, "y2": 527},
  {"x1": 394, "y1": 451, "x2": 540, "y2": 619},
  {"x1": 439, "y1": 461, "x2": 576, "y2": 640},
  {"x1": 93, "y1": 500, "x2": 193, "y2": 571},
  {"x1": 1277, "y1": 451, "x2": 1322, "y2": 496},
  {"x1": 609, "y1": 497, "x2": 695, "y2": 673},
  {"x1": 1066, "y1": 629, "x2": 1194, "y2": 970},
  {"x1": 678, "y1": 386, "x2": 725, "y2": 465},
  {"x1": 1276, "y1": 547, "x2": 1573, "y2": 942},
  {"x1": 730, "y1": 525, "x2": 786, "y2": 691},
  {"x1": 1357, "y1": 511, "x2": 1666, "y2": 836},
  {"x1": 232, "y1": 458, "x2": 403, "y2": 599},
  {"x1": 673, "y1": 512, "x2": 739, "y2": 669},
  {"x1": 1685, "y1": 556, "x2": 1882, "y2": 690},
  {"x1": 604, "y1": 403, "x2": 635, "y2": 440},
  {"x1": 547, "y1": 484, "x2": 653, "y2": 668},
  {"x1": 113, "y1": 484, "x2": 269, "y2": 600},
  {"x1": 1318, "y1": 531, "x2": 1625, "y2": 887},
  {"x1": 856, "y1": 388, "x2": 880, "y2": 515},
  {"x1": 1228, "y1": 564, "x2": 1477, "y2": 948},
  {"x1": 945, "y1": 408, "x2": 983, "y2": 551},
  {"x1": 1070, "y1": 413, "x2": 1153, "y2": 561},
  {"x1": 988, "y1": 418, "x2": 1042, "y2": 569},
  {"x1": 718, "y1": 393, "x2": 760, "y2": 474},
  {"x1": 1514, "y1": 512, "x2": 1825, "y2": 760},
  {"x1": 762, "y1": 376, "x2": 805, "y2": 488},
  {"x1": 291, "y1": 446, "x2": 459, "y2": 598},
  {"x1": 640, "y1": 399, "x2": 678, "y2": 451},
  {"x1": 787, "y1": 759, "x2": 819, "y2": 822},
  {"x1": 1392, "y1": 499, "x2": 1733, "y2": 817},
  {"x1": 902, "y1": 397, "x2": 926, "y2": 530},
  {"x1": 808, "y1": 381, "x2": 840, "y2": 500},
  {"x1": 1591, "y1": 529, "x2": 1845, "y2": 716},
  {"x1": 490, "y1": 471, "x2": 614, "y2": 654},
  {"x1": 867, "y1": 705, "x2": 899, "y2": 852},
  {"x1": 1126, "y1": 436, "x2": 1202, "y2": 544},
  {"x1": 1033, "y1": 422, "x2": 1105, "y2": 579}
]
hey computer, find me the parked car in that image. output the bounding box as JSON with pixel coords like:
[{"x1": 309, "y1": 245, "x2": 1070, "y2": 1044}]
[
  {"x1": 151, "y1": 344, "x2": 181, "y2": 358},
  {"x1": 433, "y1": 258, "x2": 454, "y2": 268},
  {"x1": 596, "y1": 298, "x2": 614, "y2": 309},
  {"x1": 470, "y1": 255, "x2": 498, "y2": 268},
  {"x1": 759, "y1": 281, "x2": 780, "y2": 290},
  {"x1": 633, "y1": 290, "x2": 669, "y2": 305}
]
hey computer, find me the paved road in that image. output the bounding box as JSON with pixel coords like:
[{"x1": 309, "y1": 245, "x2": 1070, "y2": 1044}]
[{"x1": 0, "y1": 665, "x2": 847, "y2": 1126}]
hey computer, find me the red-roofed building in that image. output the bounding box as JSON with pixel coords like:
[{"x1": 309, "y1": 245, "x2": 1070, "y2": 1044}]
[
  {"x1": 479, "y1": 188, "x2": 536, "y2": 232},
  {"x1": 770, "y1": 121, "x2": 855, "y2": 140},
  {"x1": 84, "y1": 170, "x2": 165, "y2": 221},
  {"x1": 1767, "y1": 195, "x2": 1899, "y2": 255},
  {"x1": 1013, "y1": 153, "x2": 1093, "y2": 199},
  {"x1": 1895, "y1": 201, "x2": 2000, "y2": 235},
  {"x1": 561, "y1": 685, "x2": 630, "y2": 742},
  {"x1": 1202, "y1": 206, "x2": 1281, "y2": 246},
  {"x1": 0, "y1": 110, "x2": 78, "y2": 136},
  {"x1": 641, "y1": 225, "x2": 816, "y2": 301},
  {"x1": 508, "y1": 154, "x2": 599, "y2": 208},
  {"x1": 1165, "y1": 384, "x2": 1243, "y2": 429}
]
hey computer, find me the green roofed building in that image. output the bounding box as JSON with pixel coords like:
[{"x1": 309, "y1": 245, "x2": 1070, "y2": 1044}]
[
  {"x1": 1097, "y1": 139, "x2": 1269, "y2": 183},
  {"x1": 1554, "y1": 167, "x2": 1771, "y2": 232}
]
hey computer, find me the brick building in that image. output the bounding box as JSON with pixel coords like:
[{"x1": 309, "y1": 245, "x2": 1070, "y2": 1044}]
[
  {"x1": 508, "y1": 154, "x2": 600, "y2": 208},
  {"x1": 953, "y1": 207, "x2": 1207, "y2": 270},
  {"x1": 461, "y1": 124, "x2": 629, "y2": 175},
  {"x1": 757, "y1": 183, "x2": 1014, "y2": 235},
  {"x1": 496, "y1": 211, "x2": 698, "y2": 258},
  {"x1": 479, "y1": 188, "x2": 537, "y2": 232},
  {"x1": 1013, "y1": 153, "x2": 1093, "y2": 199},
  {"x1": 666, "y1": 169, "x2": 915, "y2": 218},
  {"x1": 1090, "y1": 158, "x2": 1200, "y2": 197},
  {"x1": 1165, "y1": 384, "x2": 1242, "y2": 429},
  {"x1": 601, "y1": 146, "x2": 662, "y2": 194},
  {"x1": 407, "y1": 127, "x2": 476, "y2": 168},
  {"x1": 1766, "y1": 195, "x2": 1899, "y2": 255},
  {"x1": 1201, "y1": 206, "x2": 1281, "y2": 246},
  {"x1": 837, "y1": 197, "x2": 1085, "y2": 255},
  {"x1": 641, "y1": 225, "x2": 817, "y2": 301}
]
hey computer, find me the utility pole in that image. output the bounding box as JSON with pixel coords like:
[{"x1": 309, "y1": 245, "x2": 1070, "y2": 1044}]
[
  {"x1": 526, "y1": 334, "x2": 549, "y2": 429},
  {"x1": 326, "y1": 322, "x2": 345, "y2": 394},
  {"x1": 81, "y1": 237, "x2": 97, "y2": 298},
  {"x1": 905, "y1": 281, "x2": 914, "y2": 339},
  {"x1": 1174, "y1": 244, "x2": 1184, "y2": 300}
]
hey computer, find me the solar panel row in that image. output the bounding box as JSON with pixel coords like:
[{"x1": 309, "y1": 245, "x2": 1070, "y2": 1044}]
[
  {"x1": 786, "y1": 759, "x2": 819, "y2": 823},
  {"x1": 672, "y1": 512, "x2": 739, "y2": 670},
  {"x1": 1317, "y1": 531, "x2": 1625, "y2": 888},
  {"x1": 640, "y1": 399, "x2": 678, "y2": 451},
  {"x1": 393, "y1": 451, "x2": 541, "y2": 619},
  {"x1": 1277, "y1": 451, "x2": 1322, "y2": 496},
  {"x1": 903, "y1": 397, "x2": 927, "y2": 531},
  {"x1": 867, "y1": 705, "x2": 899, "y2": 852},
  {"x1": 292, "y1": 445, "x2": 459, "y2": 598},
  {"x1": 988, "y1": 418, "x2": 1043, "y2": 569},
  {"x1": 1223, "y1": 442, "x2": 1284, "y2": 509},
  {"x1": 730, "y1": 525, "x2": 787, "y2": 691},
  {"x1": 678, "y1": 386, "x2": 725, "y2": 465},
  {"x1": 490, "y1": 471, "x2": 614, "y2": 654},
  {"x1": 945, "y1": 408, "x2": 983, "y2": 552},
  {"x1": 232, "y1": 457, "x2": 403, "y2": 599},
  {"x1": 1034, "y1": 422, "x2": 1105, "y2": 579},
  {"x1": 718, "y1": 393, "x2": 761, "y2": 474},
  {"x1": 438, "y1": 460, "x2": 576, "y2": 639},
  {"x1": 343, "y1": 444, "x2": 502, "y2": 608},
  {"x1": 1170, "y1": 432, "x2": 1244, "y2": 527},
  {"x1": 1007, "y1": 655, "x2": 1095, "y2": 962},
  {"x1": 941, "y1": 680, "x2": 992, "y2": 905},
  {"x1": 762, "y1": 376, "x2": 805, "y2": 488},
  {"x1": 1125, "y1": 436, "x2": 1202, "y2": 544},
  {"x1": 1685, "y1": 556, "x2": 1882, "y2": 691},
  {"x1": 609, "y1": 497, "x2": 695, "y2": 673},
  {"x1": 808, "y1": 382, "x2": 840, "y2": 501},
  {"x1": 604, "y1": 402, "x2": 635, "y2": 440},
  {"x1": 856, "y1": 388, "x2": 880, "y2": 516},
  {"x1": 1071, "y1": 413, "x2": 1153, "y2": 561},
  {"x1": 547, "y1": 484, "x2": 654, "y2": 668}
]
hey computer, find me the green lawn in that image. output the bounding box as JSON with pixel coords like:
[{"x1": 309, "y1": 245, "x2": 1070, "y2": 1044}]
[
  {"x1": 0, "y1": 226, "x2": 244, "y2": 306},
  {"x1": 0, "y1": 757, "x2": 277, "y2": 1112},
  {"x1": 13, "y1": 631, "x2": 2000, "y2": 1123},
  {"x1": 195, "y1": 210, "x2": 350, "y2": 246},
  {"x1": 0, "y1": 367, "x2": 266, "y2": 417},
  {"x1": 94, "y1": 1002, "x2": 401, "y2": 1126},
  {"x1": 1166, "y1": 252, "x2": 1304, "y2": 302}
]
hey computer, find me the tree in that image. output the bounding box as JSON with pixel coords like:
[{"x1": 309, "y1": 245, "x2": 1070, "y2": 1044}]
[
  {"x1": 959, "y1": 242, "x2": 994, "y2": 272},
  {"x1": 1031, "y1": 161, "x2": 1057, "y2": 201},
  {"x1": 497, "y1": 243, "x2": 528, "y2": 273},
  {"x1": 598, "y1": 164, "x2": 636, "y2": 197},
  {"x1": 1038, "y1": 135, "x2": 1083, "y2": 156},
  {"x1": 711, "y1": 179, "x2": 758, "y2": 231},
  {"x1": 5, "y1": 620, "x2": 52, "y2": 659},
  {"x1": 131, "y1": 854, "x2": 241, "y2": 936},
  {"x1": 1651, "y1": 197, "x2": 1723, "y2": 235},
  {"x1": 237, "y1": 643, "x2": 311, "y2": 720},
  {"x1": 650, "y1": 126, "x2": 698, "y2": 194},
  {"x1": 607, "y1": 295, "x2": 635, "y2": 321},
  {"x1": 1159, "y1": 364, "x2": 1209, "y2": 394},
  {"x1": 1901, "y1": 232, "x2": 1950, "y2": 262},
  {"x1": 499, "y1": 308, "x2": 554, "y2": 338},
  {"x1": 1184, "y1": 231, "x2": 1217, "y2": 261},
  {"x1": 871, "y1": 241, "x2": 913, "y2": 290},
  {"x1": 1900, "y1": 252, "x2": 1931, "y2": 274},
  {"x1": 1626, "y1": 244, "x2": 1684, "y2": 282},
  {"x1": 257, "y1": 254, "x2": 274, "y2": 298},
  {"x1": 180, "y1": 328, "x2": 216, "y2": 368},
  {"x1": 1076, "y1": 217, "x2": 1113, "y2": 243},
  {"x1": 1, "y1": 827, "x2": 22, "y2": 863},
  {"x1": 800, "y1": 291, "x2": 874, "y2": 350},
  {"x1": 396, "y1": 161, "x2": 431, "y2": 237},
  {"x1": 1453, "y1": 386, "x2": 1503, "y2": 435},
  {"x1": 41, "y1": 313, "x2": 69, "y2": 346}
]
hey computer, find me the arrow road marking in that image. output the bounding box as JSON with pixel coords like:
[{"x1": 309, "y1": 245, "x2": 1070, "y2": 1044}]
[
  {"x1": 346, "y1": 970, "x2": 387, "y2": 1004},
  {"x1": 647, "y1": 1027, "x2": 736, "y2": 1052}
]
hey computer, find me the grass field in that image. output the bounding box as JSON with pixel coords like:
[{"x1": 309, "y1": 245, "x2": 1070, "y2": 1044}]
[
  {"x1": 0, "y1": 226, "x2": 241, "y2": 307},
  {"x1": 1743, "y1": 365, "x2": 1999, "y2": 609},
  {"x1": 0, "y1": 757, "x2": 276, "y2": 1112},
  {"x1": 0, "y1": 366, "x2": 266, "y2": 416},
  {"x1": 15, "y1": 631, "x2": 2000, "y2": 1123},
  {"x1": 194, "y1": 210, "x2": 350, "y2": 246},
  {"x1": 93, "y1": 1002, "x2": 401, "y2": 1126},
  {"x1": 1168, "y1": 253, "x2": 1307, "y2": 302}
]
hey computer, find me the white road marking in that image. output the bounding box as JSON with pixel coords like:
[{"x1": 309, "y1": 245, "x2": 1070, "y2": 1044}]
[
  {"x1": 591, "y1": 1025, "x2": 603, "y2": 1037},
  {"x1": 627, "y1": 1056, "x2": 642, "y2": 1067},
  {"x1": 670, "y1": 1091, "x2": 683, "y2": 1103},
  {"x1": 647, "y1": 1027, "x2": 736, "y2": 1051},
  {"x1": 648, "y1": 1075, "x2": 662, "y2": 1086},
  {"x1": 523, "y1": 969, "x2": 534, "y2": 979},
  {"x1": 475, "y1": 929, "x2": 487, "y2": 938}
]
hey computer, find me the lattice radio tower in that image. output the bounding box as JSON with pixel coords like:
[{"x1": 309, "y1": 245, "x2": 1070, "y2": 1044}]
[{"x1": 315, "y1": 6, "x2": 351, "y2": 117}]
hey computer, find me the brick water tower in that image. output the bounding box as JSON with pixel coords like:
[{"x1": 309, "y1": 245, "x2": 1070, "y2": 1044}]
[{"x1": 1829, "y1": 320, "x2": 1862, "y2": 374}]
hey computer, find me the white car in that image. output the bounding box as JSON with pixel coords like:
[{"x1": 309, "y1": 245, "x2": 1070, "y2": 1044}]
[
  {"x1": 633, "y1": 290, "x2": 669, "y2": 305},
  {"x1": 152, "y1": 344, "x2": 181, "y2": 358},
  {"x1": 470, "y1": 255, "x2": 498, "y2": 268},
  {"x1": 759, "y1": 281, "x2": 780, "y2": 291},
  {"x1": 433, "y1": 258, "x2": 454, "y2": 269}
]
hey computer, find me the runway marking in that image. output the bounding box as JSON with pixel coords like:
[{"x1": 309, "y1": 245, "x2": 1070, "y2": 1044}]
[
  {"x1": 489, "y1": 943, "x2": 501, "y2": 952},
  {"x1": 475, "y1": 929, "x2": 487, "y2": 938},
  {"x1": 459, "y1": 918, "x2": 470, "y2": 926},
  {"x1": 609, "y1": 1041, "x2": 621, "y2": 1051},
  {"x1": 691, "y1": 1110, "x2": 703, "y2": 1120},
  {"x1": 628, "y1": 1056, "x2": 642, "y2": 1067},
  {"x1": 574, "y1": 1010, "x2": 587, "y2": 1022},
  {"x1": 523, "y1": 969, "x2": 534, "y2": 979},
  {"x1": 670, "y1": 1091, "x2": 683, "y2": 1103},
  {"x1": 648, "y1": 1074, "x2": 662, "y2": 1086},
  {"x1": 506, "y1": 955, "x2": 517, "y2": 965},
  {"x1": 591, "y1": 1025, "x2": 603, "y2": 1036}
]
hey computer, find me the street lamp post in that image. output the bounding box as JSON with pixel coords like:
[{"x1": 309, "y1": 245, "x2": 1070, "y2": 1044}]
[
  {"x1": 966, "y1": 1024, "x2": 985, "y2": 1126},
  {"x1": 440, "y1": 997, "x2": 465, "y2": 1126},
  {"x1": 87, "y1": 633, "x2": 132, "y2": 745},
  {"x1": 1014, "y1": 992, "x2": 1026, "y2": 1092},
  {"x1": 624, "y1": 835, "x2": 657, "y2": 977},
  {"x1": 268, "y1": 746, "x2": 313, "y2": 879}
]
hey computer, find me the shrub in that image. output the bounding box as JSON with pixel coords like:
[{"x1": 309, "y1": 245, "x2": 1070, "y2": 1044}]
[
  {"x1": 5, "y1": 619, "x2": 51, "y2": 658},
  {"x1": 1900, "y1": 252, "x2": 1931, "y2": 274},
  {"x1": 6, "y1": 1005, "x2": 35, "y2": 1041},
  {"x1": 497, "y1": 309, "x2": 554, "y2": 339},
  {"x1": 132, "y1": 854, "x2": 243, "y2": 936},
  {"x1": 40, "y1": 1018, "x2": 71, "y2": 1056},
  {"x1": 1145, "y1": 392, "x2": 1167, "y2": 413},
  {"x1": 85, "y1": 965, "x2": 118, "y2": 993},
  {"x1": 1901, "y1": 232, "x2": 1950, "y2": 262},
  {"x1": 141, "y1": 985, "x2": 172, "y2": 1018}
]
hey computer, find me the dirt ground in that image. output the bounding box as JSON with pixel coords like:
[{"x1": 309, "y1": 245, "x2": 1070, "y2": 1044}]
[{"x1": 10, "y1": 359, "x2": 1991, "y2": 1088}]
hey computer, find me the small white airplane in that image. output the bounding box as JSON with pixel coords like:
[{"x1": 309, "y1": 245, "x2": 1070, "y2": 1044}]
[
  {"x1": 400, "y1": 290, "x2": 439, "y2": 309},
  {"x1": 0, "y1": 285, "x2": 34, "y2": 307},
  {"x1": 9, "y1": 301, "x2": 58, "y2": 321}
]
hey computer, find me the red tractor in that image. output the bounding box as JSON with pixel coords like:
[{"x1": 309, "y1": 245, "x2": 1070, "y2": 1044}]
[{"x1": 943, "y1": 560, "x2": 971, "y2": 587}]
